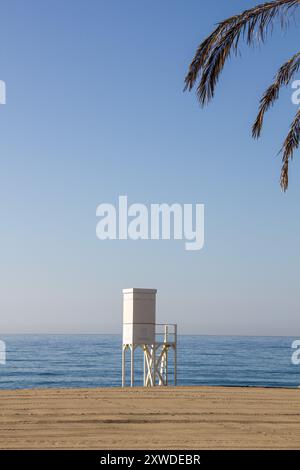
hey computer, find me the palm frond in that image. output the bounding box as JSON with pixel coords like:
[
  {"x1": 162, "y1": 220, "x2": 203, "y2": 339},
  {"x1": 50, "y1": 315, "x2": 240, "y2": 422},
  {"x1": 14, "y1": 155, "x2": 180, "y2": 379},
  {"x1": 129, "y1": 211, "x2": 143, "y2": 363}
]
[
  {"x1": 184, "y1": 0, "x2": 300, "y2": 105},
  {"x1": 253, "y1": 52, "x2": 300, "y2": 138},
  {"x1": 185, "y1": 0, "x2": 300, "y2": 190},
  {"x1": 280, "y1": 108, "x2": 300, "y2": 191}
]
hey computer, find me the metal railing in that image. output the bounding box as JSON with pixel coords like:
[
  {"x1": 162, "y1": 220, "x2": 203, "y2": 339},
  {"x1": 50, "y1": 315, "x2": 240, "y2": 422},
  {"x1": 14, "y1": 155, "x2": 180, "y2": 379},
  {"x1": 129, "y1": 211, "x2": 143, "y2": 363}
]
[{"x1": 154, "y1": 323, "x2": 177, "y2": 345}]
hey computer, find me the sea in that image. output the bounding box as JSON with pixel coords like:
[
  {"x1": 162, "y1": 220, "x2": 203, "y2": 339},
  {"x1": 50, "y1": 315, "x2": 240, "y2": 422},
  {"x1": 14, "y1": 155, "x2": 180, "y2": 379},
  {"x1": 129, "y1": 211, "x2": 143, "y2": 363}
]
[{"x1": 0, "y1": 335, "x2": 299, "y2": 389}]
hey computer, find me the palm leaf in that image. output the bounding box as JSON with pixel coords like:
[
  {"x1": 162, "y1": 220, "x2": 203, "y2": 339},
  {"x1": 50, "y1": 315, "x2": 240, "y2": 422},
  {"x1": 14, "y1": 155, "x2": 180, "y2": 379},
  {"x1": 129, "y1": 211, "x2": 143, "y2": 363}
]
[
  {"x1": 185, "y1": 0, "x2": 300, "y2": 190},
  {"x1": 185, "y1": 0, "x2": 299, "y2": 104},
  {"x1": 280, "y1": 108, "x2": 300, "y2": 190},
  {"x1": 253, "y1": 52, "x2": 300, "y2": 138}
]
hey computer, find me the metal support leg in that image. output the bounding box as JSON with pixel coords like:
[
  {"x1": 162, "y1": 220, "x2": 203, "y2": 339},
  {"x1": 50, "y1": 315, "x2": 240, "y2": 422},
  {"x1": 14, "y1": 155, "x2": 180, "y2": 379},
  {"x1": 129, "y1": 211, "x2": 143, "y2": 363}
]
[
  {"x1": 174, "y1": 324, "x2": 177, "y2": 386},
  {"x1": 131, "y1": 346, "x2": 134, "y2": 387},
  {"x1": 152, "y1": 345, "x2": 156, "y2": 387},
  {"x1": 143, "y1": 347, "x2": 146, "y2": 386},
  {"x1": 122, "y1": 346, "x2": 125, "y2": 387}
]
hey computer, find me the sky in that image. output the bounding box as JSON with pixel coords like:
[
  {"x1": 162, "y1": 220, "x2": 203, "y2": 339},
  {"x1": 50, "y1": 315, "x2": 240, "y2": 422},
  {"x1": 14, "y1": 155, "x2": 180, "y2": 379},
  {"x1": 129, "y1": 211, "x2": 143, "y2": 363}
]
[{"x1": 0, "y1": 0, "x2": 300, "y2": 335}]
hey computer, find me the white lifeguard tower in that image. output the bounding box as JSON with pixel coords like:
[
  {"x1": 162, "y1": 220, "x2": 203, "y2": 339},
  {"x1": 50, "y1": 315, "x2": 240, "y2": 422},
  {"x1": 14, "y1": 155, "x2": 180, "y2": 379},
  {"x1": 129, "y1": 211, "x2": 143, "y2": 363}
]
[{"x1": 122, "y1": 288, "x2": 177, "y2": 387}]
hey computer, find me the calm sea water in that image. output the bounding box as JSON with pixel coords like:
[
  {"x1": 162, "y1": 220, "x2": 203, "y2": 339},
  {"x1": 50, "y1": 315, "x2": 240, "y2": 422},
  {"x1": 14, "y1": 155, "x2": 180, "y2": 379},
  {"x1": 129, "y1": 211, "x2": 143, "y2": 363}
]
[{"x1": 0, "y1": 335, "x2": 299, "y2": 389}]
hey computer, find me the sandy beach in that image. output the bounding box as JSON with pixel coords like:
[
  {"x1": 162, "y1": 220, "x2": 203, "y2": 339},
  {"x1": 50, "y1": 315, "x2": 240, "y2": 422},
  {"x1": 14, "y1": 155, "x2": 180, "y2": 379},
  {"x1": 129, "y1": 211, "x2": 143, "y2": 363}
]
[{"x1": 0, "y1": 386, "x2": 299, "y2": 449}]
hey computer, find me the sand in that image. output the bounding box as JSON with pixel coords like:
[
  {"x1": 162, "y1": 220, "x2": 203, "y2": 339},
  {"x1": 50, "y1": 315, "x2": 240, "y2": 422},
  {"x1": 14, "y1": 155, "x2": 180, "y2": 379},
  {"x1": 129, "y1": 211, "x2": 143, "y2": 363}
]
[{"x1": 0, "y1": 386, "x2": 299, "y2": 449}]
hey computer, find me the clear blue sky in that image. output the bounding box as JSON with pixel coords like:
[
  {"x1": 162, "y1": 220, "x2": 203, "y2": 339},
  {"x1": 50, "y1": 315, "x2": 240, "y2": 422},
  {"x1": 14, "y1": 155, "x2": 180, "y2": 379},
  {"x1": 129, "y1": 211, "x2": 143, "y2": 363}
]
[{"x1": 1, "y1": 0, "x2": 299, "y2": 335}]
